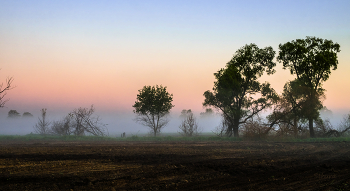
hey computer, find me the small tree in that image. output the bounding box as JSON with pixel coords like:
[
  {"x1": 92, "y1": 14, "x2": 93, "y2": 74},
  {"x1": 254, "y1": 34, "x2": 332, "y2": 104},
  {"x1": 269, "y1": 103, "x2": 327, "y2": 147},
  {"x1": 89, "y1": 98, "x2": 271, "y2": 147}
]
[
  {"x1": 8, "y1": 110, "x2": 21, "y2": 118},
  {"x1": 179, "y1": 112, "x2": 201, "y2": 137},
  {"x1": 132, "y1": 85, "x2": 174, "y2": 136},
  {"x1": 34, "y1": 109, "x2": 51, "y2": 135}
]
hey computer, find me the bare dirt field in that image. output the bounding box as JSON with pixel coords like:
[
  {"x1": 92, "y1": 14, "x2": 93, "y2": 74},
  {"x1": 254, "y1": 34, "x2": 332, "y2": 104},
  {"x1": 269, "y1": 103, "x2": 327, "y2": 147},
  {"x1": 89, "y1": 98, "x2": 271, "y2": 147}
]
[{"x1": 0, "y1": 140, "x2": 350, "y2": 191}]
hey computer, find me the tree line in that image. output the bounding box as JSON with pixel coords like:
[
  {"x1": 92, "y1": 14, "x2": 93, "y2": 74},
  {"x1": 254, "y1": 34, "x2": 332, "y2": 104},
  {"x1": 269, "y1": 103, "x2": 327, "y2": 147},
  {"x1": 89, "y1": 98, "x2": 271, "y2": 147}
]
[{"x1": 1, "y1": 36, "x2": 349, "y2": 138}]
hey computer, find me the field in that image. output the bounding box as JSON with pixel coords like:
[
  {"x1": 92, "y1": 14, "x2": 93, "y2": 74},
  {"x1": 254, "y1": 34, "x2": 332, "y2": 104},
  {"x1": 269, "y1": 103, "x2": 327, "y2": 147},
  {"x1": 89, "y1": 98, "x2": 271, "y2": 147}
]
[{"x1": 1, "y1": 136, "x2": 350, "y2": 191}]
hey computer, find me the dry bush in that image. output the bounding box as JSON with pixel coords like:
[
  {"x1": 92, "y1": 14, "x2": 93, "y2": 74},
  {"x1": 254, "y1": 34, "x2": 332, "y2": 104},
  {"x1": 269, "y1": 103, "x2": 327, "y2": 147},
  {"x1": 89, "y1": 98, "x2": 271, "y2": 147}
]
[
  {"x1": 241, "y1": 117, "x2": 270, "y2": 139},
  {"x1": 50, "y1": 116, "x2": 72, "y2": 136},
  {"x1": 179, "y1": 113, "x2": 201, "y2": 137}
]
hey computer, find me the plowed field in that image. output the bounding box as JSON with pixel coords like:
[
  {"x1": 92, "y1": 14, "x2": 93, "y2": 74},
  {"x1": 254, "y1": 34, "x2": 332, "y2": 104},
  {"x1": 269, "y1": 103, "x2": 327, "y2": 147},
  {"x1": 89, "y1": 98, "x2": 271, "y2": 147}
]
[{"x1": 1, "y1": 141, "x2": 350, "y2": 190}]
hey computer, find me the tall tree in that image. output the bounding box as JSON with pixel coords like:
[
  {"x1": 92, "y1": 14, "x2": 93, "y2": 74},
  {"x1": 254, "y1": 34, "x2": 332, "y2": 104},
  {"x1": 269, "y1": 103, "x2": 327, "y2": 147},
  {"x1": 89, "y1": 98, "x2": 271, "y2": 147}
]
[
  {"x1": 278, "y1": 36, "x2": 340, "y2": 137},
  {"x1": 203, "y1": 44, "x2": 277, "y2": 137},
  {"x1": 133, "y1": 85, "x2": 174, "y2": 136}
]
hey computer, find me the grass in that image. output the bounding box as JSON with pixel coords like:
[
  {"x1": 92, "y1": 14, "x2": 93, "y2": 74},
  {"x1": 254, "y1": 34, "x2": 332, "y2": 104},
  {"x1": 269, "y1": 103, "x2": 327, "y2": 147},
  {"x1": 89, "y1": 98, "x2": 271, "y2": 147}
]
[{"x1": 0, "y1": 134, "x2": 349, "y2": 142}]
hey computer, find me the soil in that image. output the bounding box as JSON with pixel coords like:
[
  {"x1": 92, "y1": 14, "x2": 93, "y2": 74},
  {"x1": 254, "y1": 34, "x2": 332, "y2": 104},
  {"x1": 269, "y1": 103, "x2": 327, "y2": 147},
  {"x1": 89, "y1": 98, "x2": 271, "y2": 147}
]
[{"x1": 0, "y1": 140, "x2": 350, "y2": 191}]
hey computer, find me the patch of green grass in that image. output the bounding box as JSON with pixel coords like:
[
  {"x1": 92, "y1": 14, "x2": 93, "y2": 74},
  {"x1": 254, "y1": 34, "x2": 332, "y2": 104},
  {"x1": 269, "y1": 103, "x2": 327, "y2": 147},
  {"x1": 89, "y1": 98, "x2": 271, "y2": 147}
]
[{"x1": 0, "y1": 134, "x2": 349, "y2": 142}]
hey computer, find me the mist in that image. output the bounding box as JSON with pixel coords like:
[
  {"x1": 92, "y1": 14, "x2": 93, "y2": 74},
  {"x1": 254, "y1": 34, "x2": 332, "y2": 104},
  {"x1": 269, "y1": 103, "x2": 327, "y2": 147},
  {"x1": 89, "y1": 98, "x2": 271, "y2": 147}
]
[{"x1": 0, "y1": 108, "x2": 222, "y2": 136}]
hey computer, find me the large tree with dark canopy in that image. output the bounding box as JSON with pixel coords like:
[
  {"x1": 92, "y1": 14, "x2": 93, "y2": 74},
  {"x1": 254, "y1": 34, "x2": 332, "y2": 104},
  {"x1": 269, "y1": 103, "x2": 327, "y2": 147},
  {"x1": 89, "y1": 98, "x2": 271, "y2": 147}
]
[
  {"x1": 133, "y1": 85, "x2": 174, "y2": 136},
  {"x1": 203, "y1": 44, "x2": 277, "y2": 137},
  {"x1": 278, "y1": 36, "x2": 340, "y2": 137}
]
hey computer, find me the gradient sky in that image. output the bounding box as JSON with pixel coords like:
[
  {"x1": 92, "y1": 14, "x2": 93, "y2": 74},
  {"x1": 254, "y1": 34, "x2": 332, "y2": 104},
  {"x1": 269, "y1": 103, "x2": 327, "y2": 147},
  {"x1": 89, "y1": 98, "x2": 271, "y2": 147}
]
[{"x1": 1, "y1": 0, "x2": 350, "y2": 116}]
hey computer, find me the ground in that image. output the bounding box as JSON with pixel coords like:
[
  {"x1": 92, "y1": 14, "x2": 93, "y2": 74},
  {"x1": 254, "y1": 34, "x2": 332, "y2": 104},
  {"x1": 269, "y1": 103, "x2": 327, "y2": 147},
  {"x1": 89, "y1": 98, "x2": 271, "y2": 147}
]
[{"x1": 0, "y1": 140, "x2": 350, "y2": 191}]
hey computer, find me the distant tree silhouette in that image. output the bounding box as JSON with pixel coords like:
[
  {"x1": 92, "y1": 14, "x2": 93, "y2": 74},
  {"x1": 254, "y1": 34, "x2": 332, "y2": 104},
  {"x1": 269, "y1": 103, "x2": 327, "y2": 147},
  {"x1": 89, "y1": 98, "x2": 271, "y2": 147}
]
[
  {"x1": 278, "y1": 36, "x2": 340, "y2": 138},
  {"x1": 133, "y1": 85, "x2": 174, "y2": 136},
  {"x1": 0, "y1": 70, "x2": 14, "y2": 108},
  {"x1": 180, "y1": 109, "x2": 192, "y2": 118},
  {"x1": 8, "y1": 110, "x2": 20, "y2": 118},
  {"x1": 203, "y1": 44, "x2": 277, "y2": 137},
  {"x1": 22, "y1": 112, "x2": 34, "y2": 118},
  {"x1": 200, "y1": 108, "x2": 214, "y2": 118}
]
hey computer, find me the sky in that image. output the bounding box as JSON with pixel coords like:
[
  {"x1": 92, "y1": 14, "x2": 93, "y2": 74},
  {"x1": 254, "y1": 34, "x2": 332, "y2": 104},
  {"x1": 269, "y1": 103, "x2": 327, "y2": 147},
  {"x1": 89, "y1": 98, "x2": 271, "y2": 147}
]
[{"x1": 1, "y1": 0, "x2": 350, "y2": 133}]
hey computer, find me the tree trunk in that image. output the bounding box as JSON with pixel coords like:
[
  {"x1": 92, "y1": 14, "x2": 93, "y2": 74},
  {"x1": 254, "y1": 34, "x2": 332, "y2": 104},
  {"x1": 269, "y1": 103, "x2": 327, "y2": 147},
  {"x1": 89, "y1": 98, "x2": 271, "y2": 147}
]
[
  {"x1": 309, "y1": 118, "x2": 315, "y2": 138},
  {"x1": 293, "y1": 117, "x2": 298, "y2": 138},
  {"x1": 233, "y1": 117, "x2": 240, "y2": 138},
  {"x1": 233, "y1": 127, "x2": 239, "y2": 137}
]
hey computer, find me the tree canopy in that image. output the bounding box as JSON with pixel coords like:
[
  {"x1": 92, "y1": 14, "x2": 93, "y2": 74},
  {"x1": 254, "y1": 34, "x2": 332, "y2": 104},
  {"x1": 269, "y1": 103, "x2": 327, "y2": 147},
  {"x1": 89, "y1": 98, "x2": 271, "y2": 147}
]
[
  {"x1": 203, "y1": 44, "x2": 277, "y2": 137},
  {"x1": 278, "y1": 36, "x2": 340, "y2": 137},
  {"x1": 133, "y1": 85, "x2": 174, "y2": 136},
  {"x1": 8, "y1": 110, "x2": 21, "y2": 118}
]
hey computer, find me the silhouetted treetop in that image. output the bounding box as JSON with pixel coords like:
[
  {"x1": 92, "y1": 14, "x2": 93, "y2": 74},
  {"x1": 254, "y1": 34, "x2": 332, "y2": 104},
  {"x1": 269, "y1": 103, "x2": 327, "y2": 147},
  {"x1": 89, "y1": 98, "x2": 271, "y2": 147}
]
[{"x1": 8, "y1": 110, "x2": 20, "y2": 118}]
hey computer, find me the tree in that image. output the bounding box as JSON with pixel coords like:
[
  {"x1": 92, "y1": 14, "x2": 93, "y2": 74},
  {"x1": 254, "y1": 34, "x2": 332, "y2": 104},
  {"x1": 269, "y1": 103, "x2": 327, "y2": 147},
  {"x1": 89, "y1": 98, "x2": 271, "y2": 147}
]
[
  {"x1": 200, "y1": 108, "x2": 214, "y2": 118},
  {"x1": 203, "y1": 44, "x2": 277, "y2": 137},
  {"x1": 8, "y1": 110, "x2": 21, "y2": 118},
  {"x1": 133, "y1": 85, "x2": 174, "y2": 136},
  {"x1": 178, "y1": 112, "x2": 201, "y2": 137},
  {"x1": 0, "y1": 72, "x2": 14, "y2": 108},
  {"x1": 34, "y1": 108, "x2": 51, "y2": 135},
  {"x1": 278, "y1": 36, "x2": 340, "y2": 137},
  {"x1": 22, "y1": 112, "x2": 34, "y2": 118},
  {"x1": 180, "y1": 109, "x2": 192, "y2": 118}
]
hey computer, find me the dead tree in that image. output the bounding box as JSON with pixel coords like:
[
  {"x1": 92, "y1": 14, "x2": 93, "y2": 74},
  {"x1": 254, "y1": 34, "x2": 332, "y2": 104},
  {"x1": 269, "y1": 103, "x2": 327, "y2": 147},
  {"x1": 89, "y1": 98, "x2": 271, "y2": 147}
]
[
  {"x1": 320, "y1": 114, "x2": 350, "y2": 137},
  {"x1": 33, "y1": 109, "x2": 51, "y2": 135},
  {"x1": 69, "y1": 105, "x2": 108, "y2": 136},
  {"x1": 0, "y1": 76, "x2": 14, "y2": 108}
]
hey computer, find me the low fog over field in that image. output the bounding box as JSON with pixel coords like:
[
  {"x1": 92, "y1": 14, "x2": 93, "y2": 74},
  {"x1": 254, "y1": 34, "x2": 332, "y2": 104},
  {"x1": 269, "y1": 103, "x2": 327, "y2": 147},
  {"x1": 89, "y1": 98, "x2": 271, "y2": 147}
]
[
  {"x1": 0, "y1": 106, "x2": 347, "y2": 137},
  {"x1": 0, "y1": 108, "x2": 223, "y2": 136}
]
